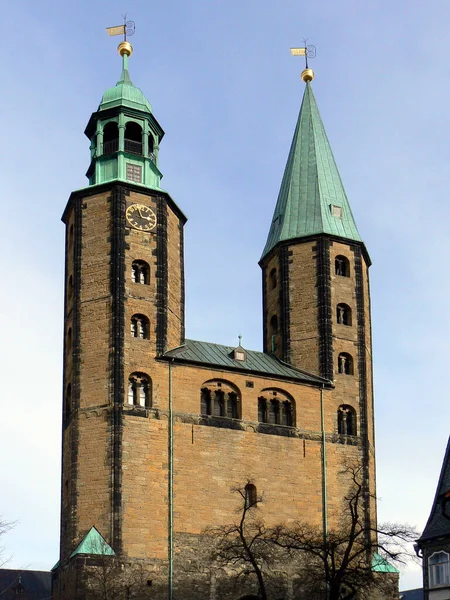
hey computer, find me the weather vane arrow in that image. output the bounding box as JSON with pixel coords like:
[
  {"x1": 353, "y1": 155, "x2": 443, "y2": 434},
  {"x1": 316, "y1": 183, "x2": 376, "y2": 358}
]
[{"x1": 106, "y1": 14, "x2": 136, "y2": 42}]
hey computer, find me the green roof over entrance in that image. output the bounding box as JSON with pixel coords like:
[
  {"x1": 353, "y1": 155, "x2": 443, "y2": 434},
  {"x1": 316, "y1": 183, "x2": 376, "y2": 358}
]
[
  {"x1": 99, "y1": 53, "x2": 152, "y2": 113},
  {"x1": 70, "y1": 526, "x2": 115, "y2": 558},
  {"x1": 372, "y1": 552, "x2": 399, "y2": 573},
  {"x1": 262, "y1": 82, "x2": 361, "y2": 259}
]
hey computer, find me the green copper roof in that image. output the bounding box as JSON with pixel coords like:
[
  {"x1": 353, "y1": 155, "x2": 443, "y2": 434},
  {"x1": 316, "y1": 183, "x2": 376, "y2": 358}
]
[
  {"x1": 70, "y1": 526, "x2": 115, "y2": 558},
  {"x1": 372, "y1": 552, "x2": 399, "y2": 573},
  {"x1": 262, "y1": 82, "x2": 361, "y2": 259},
  {"x1": 99, "y1": 54, "x2": 152, "y2": 113},
  {"x1": 163, "y1": 338, "x2": 329, "y2": 385}
]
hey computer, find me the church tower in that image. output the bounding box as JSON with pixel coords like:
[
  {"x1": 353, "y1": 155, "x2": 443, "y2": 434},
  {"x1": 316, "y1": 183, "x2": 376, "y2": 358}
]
[
  {"x1": 56, "y1": 39, "x2": 186, "y2": 594},
  {"x1": 260, "y1": 66, "x2": 375, "y2": 532},
  {"x1": 54, "y1": 44, "x2": 378, "y2": 600}
]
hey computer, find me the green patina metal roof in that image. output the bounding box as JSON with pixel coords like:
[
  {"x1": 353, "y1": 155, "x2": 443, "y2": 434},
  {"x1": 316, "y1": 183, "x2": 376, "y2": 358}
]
[
  {"x1": 262, "y1": 82, "x2": 361, "y2": 259},
  {"x1": 372, "y1": 552, "x2": 399, "y2": 573},
  {"x1": 163, "y1": 339, "x2": 329, "y2": 385},
  {"x1": 70, "y1": 526, "x2": 115, "y2": 558},
  {"x1": 99, "y1": 54, "x2": 152, "y2": 113}
]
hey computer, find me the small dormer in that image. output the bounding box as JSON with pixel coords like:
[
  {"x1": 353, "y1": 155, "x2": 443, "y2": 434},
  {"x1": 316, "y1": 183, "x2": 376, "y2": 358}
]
[{"x1": 232, "y1": 337, "x2": 247, "y2": 362}]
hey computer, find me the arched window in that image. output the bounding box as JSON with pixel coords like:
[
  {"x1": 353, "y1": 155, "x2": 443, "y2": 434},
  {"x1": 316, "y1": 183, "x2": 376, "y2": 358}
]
[
  {"x1": 336, "y1": 303, "x2": 352, "y2": 326},
  {"x1": 125, "y1": 122, "x2": 143, "y2": 155},
  {"x1": 128, "y1": 373, "x2": 152, "y2": 408},
  {"x1": 68, "y1": 275, "x2": 73, "y2": 302},
  {"x1": 269, "y1": 268, "x2": 277, "y2": 290},
  {"x1": 103, "y1": 122, "x2": 119, "y2": 154},
  {"x1": 67, "y1": 327, "x2": 72, "y2": 351},
  {"x1": 337, "y1": 405, "x2": 357, "y2": 436},
  {"x1": 131, "y1": 260, "x2": 150, "y2": 285},
  {"x1": 429, "y1": 551, "x2": 450, "y2": 587},
  {"x1": 228, "y1": 392, "x2": 239, "y2": 419},
  {"x1": 258, "y1": 389, "x2": 295, "y2": 427},
  {"x1": 200, "y1": 380, "x2": 241, "y2": 419},
  {"x1": 335, "y1": 255, "x2": 350, "y2": 277},
  {"x1": 258, "y1": 397, "x2": 267, "y2": 423},
  {"x1": 200, "y1": 388, "x2": 212, "y2": 415},
  {"x1": 270, "y1": 315, "x2": 278, "y2": 335},
  {"x1": 245, "y1": 483, "x2": 258, "y2": 508},
  {"x1": 281, "y1": 400, "x2": 293, "y2": 426},
  {"x1": 338, "y1": 353, "x2": 353, "y2": 375},
  {"x1": 270, "y1": 399, "x2": 280, "y2": 424},
  {"x1": 64, "y1": 384, "x2": 72, "y2": 418},
  {"x1": 130, "y1": 314, "x2": 150, "y2": 339},
  {"x1": 148, "y1": 134, "x2": 155, "y2": 155}
]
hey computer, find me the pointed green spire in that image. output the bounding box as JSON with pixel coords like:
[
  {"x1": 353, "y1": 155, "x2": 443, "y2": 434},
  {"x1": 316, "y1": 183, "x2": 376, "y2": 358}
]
[{"x1": 262, "y1": 82, "x2": 361, "y2": 259}]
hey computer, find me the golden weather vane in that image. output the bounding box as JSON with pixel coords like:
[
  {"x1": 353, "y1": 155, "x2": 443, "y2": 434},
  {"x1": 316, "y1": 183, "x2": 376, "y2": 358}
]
[
  {"x1": 106, "y1": 15, "x2": 136, "y2": 56},
  {"x1": 290, "y1": 39, "x2": 316, "y2": 82},
  {"x1": 106, "y1": 14, "x2": 135, "y2": 41}
]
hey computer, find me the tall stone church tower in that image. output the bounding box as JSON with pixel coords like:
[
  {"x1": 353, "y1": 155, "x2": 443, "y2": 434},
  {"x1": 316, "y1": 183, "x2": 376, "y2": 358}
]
[{"x1": 53, "y1": 45, "x2": 377, "y2": 599}]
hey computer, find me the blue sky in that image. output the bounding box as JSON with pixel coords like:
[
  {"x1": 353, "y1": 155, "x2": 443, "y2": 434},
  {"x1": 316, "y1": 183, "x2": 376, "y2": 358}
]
[{"x1": 2, "y1": 0, "x2": 450, "y2": 590}]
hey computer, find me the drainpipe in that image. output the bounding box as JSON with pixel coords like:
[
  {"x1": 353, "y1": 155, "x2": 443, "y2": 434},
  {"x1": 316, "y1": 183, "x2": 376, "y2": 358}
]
[
  {"x1": 168, "y1": 360, "x2": 174, "y2": 600},
  {"x1": 320, "y1": 384, "x2": 329, "y2": 599}
]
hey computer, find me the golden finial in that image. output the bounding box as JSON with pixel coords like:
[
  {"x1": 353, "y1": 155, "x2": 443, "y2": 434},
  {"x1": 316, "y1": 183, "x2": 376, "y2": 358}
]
[
  {"x1": 118, "y1": 41, "x2": 133, "y2": 57},
  {"x1": 301, "y1": 68, "x2": 315, "y2": 82},
  {"x1": 106, "y1": 15, "x2": 135, "y2": 57},
  {"x1": 290, "y1": 41, "x2": 316, "y2": 83}
]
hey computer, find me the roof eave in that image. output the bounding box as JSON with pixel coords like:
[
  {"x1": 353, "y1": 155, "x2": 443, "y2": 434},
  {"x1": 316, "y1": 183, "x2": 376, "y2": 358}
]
[
  {"x1": 158, "y1": 354, "x2": 332, "y2": 388},
  {"x1": 260, "y1": 233, "x2": 372, "y2": 267}
]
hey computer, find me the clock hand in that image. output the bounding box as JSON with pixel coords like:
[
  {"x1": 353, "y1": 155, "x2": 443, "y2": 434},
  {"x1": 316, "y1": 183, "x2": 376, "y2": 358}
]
[{"x1": 137, "y1": 207, "x2": 144, "y2": 218}]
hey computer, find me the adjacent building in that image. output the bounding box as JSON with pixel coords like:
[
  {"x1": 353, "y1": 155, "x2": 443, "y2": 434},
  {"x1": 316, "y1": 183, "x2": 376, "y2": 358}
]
[{"x1": 416, "y1": 437, "x2": 450, "y2": 600}]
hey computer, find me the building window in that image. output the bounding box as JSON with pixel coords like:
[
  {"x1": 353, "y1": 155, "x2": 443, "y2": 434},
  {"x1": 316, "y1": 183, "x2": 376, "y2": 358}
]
[
  {"x1": 128, "y1": 373, "x2": 152, "y2": 408},
  {"x1": 337, "y1": 405, "x2": 357, "y2": 436},
  {"x1": 258, "y1": 389, "x2": 295, "y2": 427},
  {"x1": 103, "y1": 121, "x2": 119, "y2": 154},
  {"x1": 331, "y1": 204, "x2": 343, "y2": 218},
  {"x1": 125, "y1": 122, "x2": 143, "y2": 155},
  {"x1": 338, "y1": 353, "x2": 353, "y2": 375},
  {"x1": 67, "y1": 327, "x2": 72, "y2": 351},
  {"x1": 245, "y1": 483, "x2": 258, "y2": 508},
  {"x1": 126, "y1": 163, "x2": 142, "y2": 183},
  {"x1": 68, "y1": 275, "x2": 73, "y2": 302},
  {"x1": 269, "y1": 268, "x2": 277, "y2": 290},
  {"x1": 64, "y1": 384, "x2": 72, "y2": 419},
  {"x1": 228, "y1": 392, "x2": 239, "y2": 419},
  {"x1": 200, "y1": 380, "x2": 241, "y2": 419},
  {"x1": 131, "y1": 314, "x2": 150, "y2": 339},
  {"x1": 336, "y1": 303, "x2": 352, "y2": 326},
  {"x1": 270, "y1": 315, "x2": 278, "y2": 335},
  {"x1": 200, "y1": 388, "x2": 212, "y2": 415},
  {"x1": 258, "y1": 397, "x2": 267, "y2": 423},
  {"x1": 131, "y1": 260, "x2": 150, "y2": 284},
  {"x1": 429, "y1": 551, "x2": 450, "y2": 587},
  {"x1": 335, "y1": 255, "x2": 350, "y2": 277}
]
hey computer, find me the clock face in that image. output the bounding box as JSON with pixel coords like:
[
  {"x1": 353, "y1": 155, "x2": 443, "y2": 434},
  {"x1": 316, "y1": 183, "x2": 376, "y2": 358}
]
[{"x1": 126, "y1": 204, "x2": 157, "y2": 232}]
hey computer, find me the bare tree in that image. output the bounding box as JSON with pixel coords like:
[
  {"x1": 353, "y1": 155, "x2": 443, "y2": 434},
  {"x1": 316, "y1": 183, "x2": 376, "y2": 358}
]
[
  {"x1": 81, "y1": 539, "x2": 152, "y2": 600},
  {"x1": 270, "y1": 463, "x2": 418, "y2": 600},
  {"x1": 0, "y1": 517, "x2": 15, "y2": 568},
  {"x1": 206, "y1": 485, "x2": 282, "y2": 600}
]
